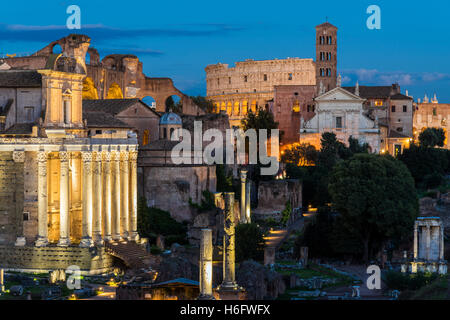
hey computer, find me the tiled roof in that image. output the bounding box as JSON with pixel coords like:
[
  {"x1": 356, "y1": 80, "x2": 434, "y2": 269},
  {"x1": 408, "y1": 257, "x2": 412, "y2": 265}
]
[
  {"x1": 316, "y1": 22, "x2": 337, "y2": 29},
  {"x1": 141, "y1": 139, "x2": 180, "y2": 151},
  {"x1": 343, "y1": 86, "x2": 394, "y2": 99},
  {"x1": 2, "y1": 123, "x2": 34, "y2": 135},
  {"x1": 0, "y1": 70, "x2": 42, "y2": 87},
  {"x1": 390, "y1": 93, "x2": 413, "y2": 100},
  {"x1": 83, "y1": 99, "x2": 159, "y2": 116},
  {"x1": 83, "y1": 111, "x2": 132, "y2": 128}
]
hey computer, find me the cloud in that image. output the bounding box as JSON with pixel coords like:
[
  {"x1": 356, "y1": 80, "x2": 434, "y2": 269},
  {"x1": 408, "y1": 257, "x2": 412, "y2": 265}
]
[
  {"x1": 0, "y1": 23, "x2": 246, "y2": 44},
  {"x1": 341, "y1": 69, "x2": 450, "y2": 86},
  {"x1": 98, "y1": 46, "x2": 164, "y2": 57}
]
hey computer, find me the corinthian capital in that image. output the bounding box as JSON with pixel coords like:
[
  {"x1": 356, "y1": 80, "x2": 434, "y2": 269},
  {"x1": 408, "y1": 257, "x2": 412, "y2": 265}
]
[
  {"x1": 81, "y1": 151, "x2": 93, "y2": 163},
  {"x1": 59, "y1": 151, "x2": 70, "y2": 162},
  {"x1": 12, "y1": 151, "x2": 25, "y2": 163}
]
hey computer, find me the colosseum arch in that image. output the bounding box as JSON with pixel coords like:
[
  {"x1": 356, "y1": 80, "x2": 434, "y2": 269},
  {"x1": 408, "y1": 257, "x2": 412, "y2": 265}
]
[
  {"x1": 106, "y1": 82, "x2": 124, "y2": 99},
  {"x1": 82, "y1": 76, "x2": 99, "y2": 100}
]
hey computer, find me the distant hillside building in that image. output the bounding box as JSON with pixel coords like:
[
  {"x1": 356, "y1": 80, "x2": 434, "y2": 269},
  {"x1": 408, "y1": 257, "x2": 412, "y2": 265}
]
[{"x1": 413, "y1": 95, "x2": 450, "y2": 148}]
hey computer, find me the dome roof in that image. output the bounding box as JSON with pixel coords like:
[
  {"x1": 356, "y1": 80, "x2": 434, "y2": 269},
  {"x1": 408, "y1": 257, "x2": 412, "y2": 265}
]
[{"x1": 159, "y1": 112, "x2": 182, "y2": 125}]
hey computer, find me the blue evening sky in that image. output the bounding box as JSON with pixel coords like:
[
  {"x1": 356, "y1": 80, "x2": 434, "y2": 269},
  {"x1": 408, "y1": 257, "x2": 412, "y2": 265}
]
[{"x1": 1, "y1": 0, "x2": 449, "y2": 102}]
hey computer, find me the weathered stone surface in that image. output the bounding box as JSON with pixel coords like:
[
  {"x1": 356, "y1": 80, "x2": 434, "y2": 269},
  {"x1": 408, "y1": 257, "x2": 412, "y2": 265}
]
[
  {"x1": 255, "y1": 179, "x2": 302, "y2": 215},
  {"x1": 236, "y1": 260, "x2": 285, "y2": 300}
]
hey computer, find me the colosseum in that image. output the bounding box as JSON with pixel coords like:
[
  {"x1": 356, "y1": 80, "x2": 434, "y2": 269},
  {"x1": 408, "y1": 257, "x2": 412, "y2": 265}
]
[
  {"x1": 205, "y1": 58, "x2": 316, "y2": 127},
  {"x1": 205, "y1": 22, "x2": 338, "y2": 128}
]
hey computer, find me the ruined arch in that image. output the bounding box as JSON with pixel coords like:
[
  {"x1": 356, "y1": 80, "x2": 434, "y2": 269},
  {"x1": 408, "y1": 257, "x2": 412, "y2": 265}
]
[
  {"x1": 165, "y1": 94, "x2": 182, "y2": 112},
  {"x1": 138, "y1": 77, "x2": 205, "y2": 116},
  {"x1": 52, "y1": 43, "x2": 63, "y2": 54},
  {"x1": 142, "y1": 96, "x2": 156, "y2": 109}
]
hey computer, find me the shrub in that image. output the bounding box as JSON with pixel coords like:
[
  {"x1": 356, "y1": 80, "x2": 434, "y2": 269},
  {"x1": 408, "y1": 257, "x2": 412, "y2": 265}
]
[{"x1": 235, "y1": 223, "x2": 265, "y2": 262}]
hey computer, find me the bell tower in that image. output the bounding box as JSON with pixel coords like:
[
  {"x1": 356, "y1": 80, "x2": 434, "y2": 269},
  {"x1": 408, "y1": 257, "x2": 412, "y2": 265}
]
[{"x1": 315, "y1": 22, "x2": 338, "y2": 93}]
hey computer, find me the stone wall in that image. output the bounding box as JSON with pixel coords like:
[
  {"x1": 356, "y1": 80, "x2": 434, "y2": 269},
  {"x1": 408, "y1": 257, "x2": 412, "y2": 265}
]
[
  {"x1": 0, "y1": 245, "x2": 114, "y2": 275},
  {"x1": 256, "y1": 179, "x2": 302, "y2": 214},
  {"x1": 414, "y1": 103, "x2": 450, "y2": 149},
  {"x1": 0, "y1": 152, "x2": 24, "y2": 245},
  {"x1": 139, "y1": 165, "x2": 216, "y2": 222},
  {"x1": 271, "y1": 85, "x2": 316, "y2": 144}
]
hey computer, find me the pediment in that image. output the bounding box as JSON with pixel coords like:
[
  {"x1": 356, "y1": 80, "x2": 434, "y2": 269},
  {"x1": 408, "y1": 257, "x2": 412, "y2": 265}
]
[{"x1": 315, "y1": 87, "x2": 365, "y2": 102}]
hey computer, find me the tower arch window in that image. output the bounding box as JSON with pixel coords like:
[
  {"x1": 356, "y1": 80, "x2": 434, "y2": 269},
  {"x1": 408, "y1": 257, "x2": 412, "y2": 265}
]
[{"x1": 288, "y1": 73, "x2": 293, "y2": 80}]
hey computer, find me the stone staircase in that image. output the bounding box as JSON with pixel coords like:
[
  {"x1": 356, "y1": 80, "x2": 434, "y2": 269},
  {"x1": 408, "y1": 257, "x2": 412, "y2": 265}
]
[{"x1": 104, "y1": 241, "x2": 154, "y2": 270}]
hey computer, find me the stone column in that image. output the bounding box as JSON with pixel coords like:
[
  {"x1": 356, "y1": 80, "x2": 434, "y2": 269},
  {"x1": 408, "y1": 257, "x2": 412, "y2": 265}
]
[
  {"x1": 0, "y1": 268, "x2": 4, "y2": 292},
  {"x1": 220, "y1": 192, "x2": 238, "y2": 290},
  {"x1": 198, "y1": 229, "x2": 214, "y2": 300},
  {"x1": 426, "y1": 225, "x2": 431, "y2": 261},
  {"x1": 103, "y1": 152, "x2": 112, "y2": 241},
  {"x1": 112, "y1": 151, "x2": 121, "y2": 241},
  {"x1": 120, "y1": 151, "x2": 129, "y2": 239},
  {"x1": 92, "y1": 152, "x2": 103, "y2": 245},
  {"x1": 35, "y1": 151, "x2": 48, "y2": 247},
  {"x1": 413, "y1": 223, "x2": 418, "y2": 259},
  {"x1": 129, "y1": 151, "x2": 139, "y2": 241},
  {"x1": 58, "y1": 151, "x2": 71, "y2": 247},
  {"x1": 440, "y1": 225, "x2": 444, "y2": 261},
  {"x1": 239, "y1": 169, "x2": 247, "y2": 224},
  {"x1": 80, "y1": 151, "x2": 94, "y2": 247},
  {"x1": 245, "y1": 181, "x2": 251, "y2": 223}
]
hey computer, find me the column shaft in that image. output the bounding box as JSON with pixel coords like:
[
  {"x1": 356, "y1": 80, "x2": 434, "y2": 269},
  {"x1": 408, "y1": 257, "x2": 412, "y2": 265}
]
[
  {"x1": 103, "y1": 152, "x2": 112, "y2": 241},
  {"x1": 92, "y1": 152, "x2": 103, "y2": 245},
  {"x1": 121, "y1": 152, "x2": 129, "y2": 239},
  {"x1": 245, "y1": 181, "x2": 251, "y2": 223},
  {"x1": 198, "y1": 228, "x2": 214, "y2": 299},
  {"x1": 112, "y1": 151, "x2": 121, "y2": 241},
  {"x1": 58, "y1": 151, "x2": 70, "y2": 246},
  {"x1": 129, "y1": 151, "x2": 139, "y2": 241},
  {"x1": 221, "y1": 192, "x2": 237, "y2": 289},
  {"x1": 426, "y1": 225, "x2": 431, "y2": 261},
  {"x1": 239, "y1": 169, "x2": 247, "y2": 224},
  {"x1": 35, "y1": 151, "x2": 48, "y2": 247},
  {"x1": 413, "y1": 224, "x2": 418, "y2": 259},
  {"x1": 80, "y1": 152, "x2": 93, "y2": 247}
]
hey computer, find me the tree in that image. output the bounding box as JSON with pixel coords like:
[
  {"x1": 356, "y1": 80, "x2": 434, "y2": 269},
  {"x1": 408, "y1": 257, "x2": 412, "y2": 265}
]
[
  {"x1": 190, "y1": 96, "x2": 215, "y2": 113},
  {"x1": 419, "y1": 128, "x2": 446, "y2": 148},
  {"x1": 329, "y1": 154, "x2": 418, "y2": 262},
  {"x1": 235, "y1": 223, "x2": 265, "y2": 262},
  {"x1": 398, "y1": 144, "x2": 449, "y2": 189},
  {"x1": 281, "y1": 143, "x2": 318, "y2": 166},
  {"x1": 241, "y1": 108, "x2": 280, "y2": 179},
  {"x1": 241, "y1": 108, "x2": 279, "y2": 134},
  {"x1": 137, "y1": 198, "x2": 188, "y2": 246}
]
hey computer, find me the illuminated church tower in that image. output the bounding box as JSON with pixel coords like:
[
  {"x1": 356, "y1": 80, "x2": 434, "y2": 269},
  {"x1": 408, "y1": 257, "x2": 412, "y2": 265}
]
[{"x1": 315, "y1": 22, "x2": 338, "y2": 93}]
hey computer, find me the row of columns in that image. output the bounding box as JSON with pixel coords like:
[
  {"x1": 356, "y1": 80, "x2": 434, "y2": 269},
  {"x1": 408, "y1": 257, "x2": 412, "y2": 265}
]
[
  {"x1": 214, "y1": 101, "x2": 258, "y2": 116},
  {"x1": 35, "y1": 149, "x2": 138, "y2": 247},
  {"x1": 413, "y1": 221, "x2": 445, "y2": 261}
]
